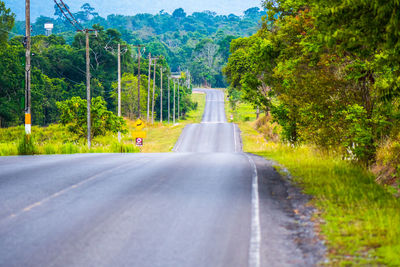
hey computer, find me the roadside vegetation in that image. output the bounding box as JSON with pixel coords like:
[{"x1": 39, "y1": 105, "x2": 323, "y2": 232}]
[
  {"x1": 226, "y1": 100, "x2": 400, "y2": 265},
  {"x1": 224, "y1": 0, "x2": 400, "y2": 187},
  {"x1": 224, "y1": 1, "x2": 400, "y2": 262},
  {"x1": 0, "y1": 92, "x2": 205, "y2": 156}
]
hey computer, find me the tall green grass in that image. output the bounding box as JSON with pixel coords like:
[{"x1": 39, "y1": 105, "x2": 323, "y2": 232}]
[
  {"x1": 17, "y1": 134, "x2": 37, "y2": 155},
  {"x1": 228, "y1": 97, "x2": 400, "y2": 265},
  {"x1": 256, "y1": 144, "x2": 400, "y2": 265},
  {"x1": 0, "y1": 125, "x2": 140, "y2": 156}
]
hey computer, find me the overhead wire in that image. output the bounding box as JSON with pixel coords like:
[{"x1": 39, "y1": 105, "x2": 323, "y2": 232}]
[
  {"x1": 51, "y1": 0, "x2": 122, "y2": 99},
  {"x1": 0, "y1": 28, "x2": 19, "y2": 37},
  {"x1": 53, "y1": 0, "x2": 81, "y2": 31},
  {"x1": 59, "y1": 0, "x2": 83, "y2": 30}
]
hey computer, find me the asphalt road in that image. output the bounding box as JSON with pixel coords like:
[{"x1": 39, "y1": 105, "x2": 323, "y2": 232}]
[
  {"x1": 0, "y1": 89, "x2": 313, "y2": 267},
  {"x1": 174, "y1": 89, "x2": 241, "y2": 153}
]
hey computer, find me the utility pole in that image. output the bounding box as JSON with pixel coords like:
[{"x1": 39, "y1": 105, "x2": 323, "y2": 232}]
[
  {"x1": 117, "y1": 43, "x2": 121, "y2": 142},
  {"x1": 168, "y1": 77, "x2": 170, "y2": 124},
  {"x1": 151, "y1": 57, "x2": 158, "y2": 124},
  {"x1": 173, "y1": 80, "x2": 176, "y2": 124},
  {"x1": 188, "y1": 71, "x2": 191, "y2": 89},
  {"x1": 177, "y1": 79, "x2": 180, "y2": 121},
  {"x1": 78, "y1": 28, "x2": 96, "y2": 149},
  {"x1": 25, "y1": 0, "x2": 31, "y2": 136},
  {"x1": 132, "y1": 45, "x2": 145, "y2": 118},
  {"x1": 85, "y1": 30, "x2": 91, "y2": 149},
  {"x1": 160, "y1": 66, "x2": 163, "y2": 123},
  {"x1": 147, "y1": 53, "x2": 151, "y2": 122},
  {"x1": 104, "y1": 42, "x2": 126, "y2": 141}
]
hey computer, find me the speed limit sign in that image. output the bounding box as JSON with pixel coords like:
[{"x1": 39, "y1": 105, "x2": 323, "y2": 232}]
[{"x1": 136, "y1": 137, "x2": 143, "y2": 146}]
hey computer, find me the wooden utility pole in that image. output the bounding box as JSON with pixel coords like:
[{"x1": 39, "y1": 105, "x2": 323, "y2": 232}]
[
  {"x1": 25, "y1": 0, "x2": 31, "y2": 135},
  {"x1": 117, "y1": 43, "x2": 121, "y2": 142},
  {"x1": 147, "y1": 53, "x2": 151, "y2": 122},
  {"x1": 151, "y1": 57, "x2": 158, "y2": 124},
  {"x1": 160, "y1": 67, "x2": 163, "y2": 122},
  {"x1": 173, "y1": 80, "x2": 176, "y2": 124},
  {"x1": 188, "y1": 71, "x2": 191, "y2": 89},
  {"x1": 77, "y1": 28, "x2": 96, "y2": 149},
  {"x1": 85, "y1": 30, "x2": 91, "y2": 148},
  {"x1": 177, "y1": 79, "x2": 180, "y2": 121},
  {"x1": 168, "y1": 77, "x2": 170, "y2": 124},
  {"x1": 132, "y1": 45, "x2": 145, "y2": 118}
]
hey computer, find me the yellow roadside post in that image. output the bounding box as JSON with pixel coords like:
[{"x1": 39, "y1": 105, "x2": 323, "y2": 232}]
[{"x1": 132, "y1": 118, "x2": 146, "y2": 147}]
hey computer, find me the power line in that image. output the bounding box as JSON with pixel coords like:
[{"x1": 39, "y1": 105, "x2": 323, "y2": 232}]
[
  {"x1": 0, "y1": 28, "x2": 19, "y2": 37},
  {"x1": 53, "y1": 0, "x2": 80, "y2": 31},
  {"x1": 59, "y1": 0, "x2": 83, "y2": 30}
]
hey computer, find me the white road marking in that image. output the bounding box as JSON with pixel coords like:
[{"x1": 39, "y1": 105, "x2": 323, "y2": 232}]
[
  {"x1": 173, "y1": 125, "x2": 189, "y2": 152},
  {"x1": 1, "y1": 161, "x2": 137, "y2": 222},
  {"x1": 246, "y1": 154, "x2": 261, "y2": 267},
  {"x1": 233, "y1": 123, "x2": 238, "y2": 153}
]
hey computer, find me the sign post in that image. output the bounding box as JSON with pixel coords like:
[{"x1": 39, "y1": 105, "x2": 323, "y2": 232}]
[{"x1": 133, "y1": 118, "x2": 146, "y2": 147}]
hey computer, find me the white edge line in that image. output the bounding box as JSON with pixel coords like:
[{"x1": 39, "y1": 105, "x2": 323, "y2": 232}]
[
  {"x1": 173, "y1": 125, "x2": 188, "y2": 152},
  {"x1": 233, "y1": 123, "x2": 238, "y2": 153},
  {"x1": 246, "y1": 154, "x2": 261, "y2": 267}
]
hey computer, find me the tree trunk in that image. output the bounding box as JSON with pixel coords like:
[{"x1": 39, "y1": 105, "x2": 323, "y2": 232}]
[{"x1": 256, "y1": 106, "x2": 260, "y2": 120}]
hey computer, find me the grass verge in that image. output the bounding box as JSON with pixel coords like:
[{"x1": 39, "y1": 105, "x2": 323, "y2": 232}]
[
  {"x1": 0, "y1": 125, "x2": 140, "y2": 156},
  {"x1": 0, "y1": 92, "x2": 206, "y2": 155},
  {"x1": 228, "y1": 100, "x2": 400, "y2": 266}
]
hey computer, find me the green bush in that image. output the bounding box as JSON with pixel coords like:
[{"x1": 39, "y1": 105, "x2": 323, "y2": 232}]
[
  {"x1": 17, "y1": 134, "x2": 37, "y2": 155},
  {"x1": 61, "y1": 143, "x2": 79, "y2": 154},
  {"x1": 57, "y1": 96, "x2": 127, "y2": 139},
  {"x1": 374, "y1": 135, "x2": 400, "y2": 186}
]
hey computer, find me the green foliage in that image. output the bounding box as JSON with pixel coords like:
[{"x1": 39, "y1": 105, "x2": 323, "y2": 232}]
[
  {"x1": 57, "y1": 96, "x2": 127, "y2": 138},
  {"x1": 11, "y1": 6, "x2": 266, "y2": 88},
  {"x1": 225, "y1": 0, "x2": 400, "y2": 164},
  {"x1": 0, "y1": 41, "x2": 24, "y2": 127},
  {"x1": 374, "y1": 134, "x2": 400, "y2": 186},
  {"x1": 270, "y1": 102, "x2": 298, "y2": 143},
  {"x1": 342, "y1": 105, "x2": 375, "y2": 162},
  {"x1": 17, "y1": 134, "x2": 37, "y2": 155},
  {"x1": 0, "y1": 1, "x2": 14, "y2": 44},
  {"x1": 0, "y1": 122, "x2": 143, "y2": 155},
  {"x1": 256, "y1": 143, "x2": 400, "y2": 266}
]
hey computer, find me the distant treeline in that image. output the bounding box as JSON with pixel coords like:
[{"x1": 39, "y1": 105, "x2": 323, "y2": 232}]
[
  {"x1": 0, "y1": 1, "x2": 198, "y2": 128},
  {"x1": 11, "y1": 4, "x2": 267, "y2": 88}
]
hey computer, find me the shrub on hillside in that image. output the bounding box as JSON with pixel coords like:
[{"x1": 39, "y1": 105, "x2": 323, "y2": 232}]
[
  {"x1": 254, "y1": 114, "x2": 281, "y2": 142},
  {"x1": 373, "y1": 135, "x2": 400, "y2": 194},
  {"x1": 57, "y1": 96, "x2": 127, "y2": 139}
]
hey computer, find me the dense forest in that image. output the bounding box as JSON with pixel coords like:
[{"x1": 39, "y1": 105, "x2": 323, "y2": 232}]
[
  {"x1": 0, "y1": 2, "x2": 265, "y2": 129},
  {"x1": 225, "y1": 0, "x2": 400, "y2": 177},
  {"x1": 11, "y1": 4, "x2": 266, "y2": 87}
]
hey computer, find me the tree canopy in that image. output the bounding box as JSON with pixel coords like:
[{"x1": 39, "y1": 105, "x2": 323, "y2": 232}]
[{"x1": 225, "y1": 0, "x2": 400, "y2": 163}]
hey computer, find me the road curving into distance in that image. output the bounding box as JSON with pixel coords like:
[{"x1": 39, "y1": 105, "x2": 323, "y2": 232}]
[{"x1": 0, "y1": 89, "x2": 319, "y2": 267}]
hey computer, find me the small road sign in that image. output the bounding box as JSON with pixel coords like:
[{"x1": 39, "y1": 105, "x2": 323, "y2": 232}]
[
  {"x1": 136, "y1": 137, "x2": 143, "y2": 146},
  {"x1": 134, "y1": 119, "x2": 145, "y2": 130}
]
